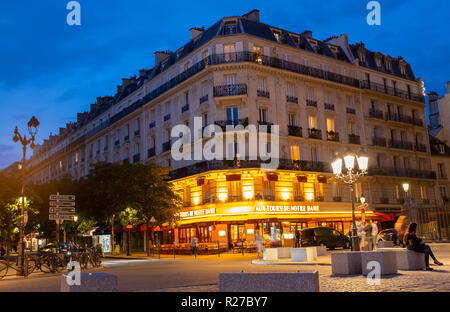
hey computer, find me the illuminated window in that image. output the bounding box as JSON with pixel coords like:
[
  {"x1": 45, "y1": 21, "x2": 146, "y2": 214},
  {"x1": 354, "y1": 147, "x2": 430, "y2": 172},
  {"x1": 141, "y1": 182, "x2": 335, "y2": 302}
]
[
  {"x1": 253, "y1": 46, "x2": 262, "y2": 63},
  {"x1": 348, "y1": 121, "x2": 355, "y2": 135},
  {"x1": 290, "y1": 145, "x2": 299, "y2": 161},
  {"x1": 326, "y1": 118, "x2": 335, "y2": 132},
  {"x1": 308, "y1": 115, "x2": 316, "y2": 129},
  {"x1": 224, "y1": 44, "x2": 236, "y2": 62}
]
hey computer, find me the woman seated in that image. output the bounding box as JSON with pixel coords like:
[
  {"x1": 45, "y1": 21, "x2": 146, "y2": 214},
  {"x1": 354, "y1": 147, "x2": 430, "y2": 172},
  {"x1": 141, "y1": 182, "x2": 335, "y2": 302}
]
[{"x1": 403, "y1": 223, "x2": 443, "y2": 270}]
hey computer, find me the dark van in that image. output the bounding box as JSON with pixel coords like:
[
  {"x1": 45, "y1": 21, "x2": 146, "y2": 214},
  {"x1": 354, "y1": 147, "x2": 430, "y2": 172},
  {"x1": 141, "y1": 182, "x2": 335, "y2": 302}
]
[{"x1": 300, "y1": 227, "x2": 350, "y2": 249}]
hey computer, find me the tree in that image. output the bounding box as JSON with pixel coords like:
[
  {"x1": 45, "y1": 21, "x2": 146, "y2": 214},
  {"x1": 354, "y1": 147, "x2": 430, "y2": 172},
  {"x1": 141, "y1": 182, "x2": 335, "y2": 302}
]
[
  {"x1": 77, "y1": 162, "x2": 131, "y2": 255},
  {"x1": 127, "y1": 163, "x2": 182, "y2": 256}
]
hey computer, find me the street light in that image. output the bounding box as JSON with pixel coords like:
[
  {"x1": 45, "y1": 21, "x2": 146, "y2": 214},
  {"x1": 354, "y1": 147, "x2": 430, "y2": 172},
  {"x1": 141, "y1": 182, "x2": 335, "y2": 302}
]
[
  {"x1": 331, "y1": 149, "x2": 368, "y2": 251},
  {"x1": 12, "y1": 116, "x2": 39, "y2": 276},
  {"x1": 74, "y1": 216, "x2": 78, "y2": 246}
]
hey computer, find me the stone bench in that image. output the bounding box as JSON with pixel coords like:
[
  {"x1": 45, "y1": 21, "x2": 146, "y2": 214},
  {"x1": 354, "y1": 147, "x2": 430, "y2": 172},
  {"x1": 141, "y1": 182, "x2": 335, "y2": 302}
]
[
  {"x1": 61, "y1": 272, "x2": 118, "y2": 292},
  {"x1": 315, "y1": 245, "x2": 328, "y2": 256},
  {"x1": 331, "y1": 251, "x2": 362, "y2": 275},
  {"x1": 379, "y1": 248, "x2": 425, "y2": 270},
  {"x1": 263, "y1": 248, "x2": 278, "y2": 261},
  {"x1": 361, "y1": 251, "x2": 397, "y2": 275},
  {"x1": 377, "y1": 241, "x2": 395, "y2": 248},
  {"x1": 219, "y1": 271, "x2": 319, "y2": 292},
  {"x1": 291, "y1": 247, "x2": 318, "y2": 262},
  {"x1": 277, "y1": 247, "x2": 292, "y2": 259}
]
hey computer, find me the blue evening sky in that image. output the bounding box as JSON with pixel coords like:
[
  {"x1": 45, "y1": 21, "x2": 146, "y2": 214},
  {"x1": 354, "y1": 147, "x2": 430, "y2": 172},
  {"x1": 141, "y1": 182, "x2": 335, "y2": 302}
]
[{"x1": 0, "y1": 0, "x2": 449, "y2": 169}]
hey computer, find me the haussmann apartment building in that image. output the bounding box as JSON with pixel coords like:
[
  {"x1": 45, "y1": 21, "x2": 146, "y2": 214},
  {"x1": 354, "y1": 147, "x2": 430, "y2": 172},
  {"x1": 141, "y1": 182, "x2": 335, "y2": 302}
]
[{"x1": 26, "y1": 10, "x2": 446, "y2": 252}]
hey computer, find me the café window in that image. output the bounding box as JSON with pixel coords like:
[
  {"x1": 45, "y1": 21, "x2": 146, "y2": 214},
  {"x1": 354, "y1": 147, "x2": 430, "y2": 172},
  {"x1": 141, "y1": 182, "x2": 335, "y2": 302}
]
[
  {"x1": 178, "y1": 227, "x2": 195, "y2": 244},
  {"x1": 198, "y1": 226, "x2": 211, "y2": 243}
]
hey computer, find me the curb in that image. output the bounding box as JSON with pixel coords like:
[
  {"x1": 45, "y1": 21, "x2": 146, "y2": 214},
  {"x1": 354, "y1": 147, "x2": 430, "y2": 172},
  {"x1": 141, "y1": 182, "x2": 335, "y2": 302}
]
[{"x1": 251, "y1": 260, "x2": 330, "y2": 265}]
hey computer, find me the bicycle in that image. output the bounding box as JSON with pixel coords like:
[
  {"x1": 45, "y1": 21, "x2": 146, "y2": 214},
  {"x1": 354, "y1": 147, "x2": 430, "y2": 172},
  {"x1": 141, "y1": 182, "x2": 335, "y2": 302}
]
[{"x1": 0, "y1": 254, "x2": 37, "y2": 279}]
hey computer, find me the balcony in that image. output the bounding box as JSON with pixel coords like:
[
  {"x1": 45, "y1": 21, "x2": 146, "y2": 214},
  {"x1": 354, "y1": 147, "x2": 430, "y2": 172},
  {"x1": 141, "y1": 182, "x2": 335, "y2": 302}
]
[
  {"x1": 412, "y1": 118, "x2": 424, "y2": 127},
  {"x1": 163, "y1": 114, "x2": 171, "y2": 122},
  {"x1": 181, "y1": 104, "x2": 189, "y2": 113},
  {"x1": 308, "y1": 128, "x2": 322, "y2": 140},
  {"x1": 369, "y1": 109, "x2": 384, "y2": 119},
  {"x1": 361, "y1": 80, "x2": 425, "y2": 103},
  {"x1": 288, "y1": 125, "x2": 302, "y2": 137},
  {"x1": 415, "y1": 143, "x2": 427, "y2": 152},
  {"x1": 147, "y1": 147, "x2": 155, "y2": 158},
  {"x1": 213, "y1": 84, "x2": 247, "y2": 97},
  {"x1": 162, "y1": 141, "x2": 171, "y2": 152},
  {"x1": 398, "y1": 114, "x2": 413, "y2": 124},
  {"x1": 169, "y1": 158, "x2": 331, "y2": 180},
  {"x1": 327, "y1": 131, "x2": 339, "y2": 142},
  {"x1": 133, "y1": 153, "x2": 140, "y2": 163},
  {"x1": 257, "y1": 89, "x2": 270, "y2": 98},
  {"x1": 199, "y1": 94, "x2": 208, "y2": 104},
  {"x1": 385, "y1": 112, "x2": 399, "y2": 122},
  {"x1": 346, "y1": 107, "x2": 356, "y2": 114},
  {"x1": 214, "y1": 117, "x2": 248, "y2": 131},
  {"x1": 286, "y1": 95, "x2": 298, "y2": 104},
  {"x1": 134, "y1": 130, "x2": 140, "y2": 137},
  {"x1": 324, "y1": 103, "x2": 335, "y2": 111},
  {"x1": 438, "y1": 172, "x2": 447, "y2": 179},
  {"x1": 348, "y1": 134, "x2": 361, "y2": 145},
  {"x1": 368, "y1": 167, "x2": 436, "y2": 179},
  {"x1": 306, "y1": 99, "x2": 317, "y2": 107},
  {"x1": 372, "y1": 137, "x2": 386, "y2": 147},
  {"x1": 149, "y1": 121, "x2": 156, "y2": 129},
  {"x1": 258, "y1": 121, "x2": 273, "y2": 132},
  {"x1": 388, "y1": 139, "x2": 413, "y2": 151}
]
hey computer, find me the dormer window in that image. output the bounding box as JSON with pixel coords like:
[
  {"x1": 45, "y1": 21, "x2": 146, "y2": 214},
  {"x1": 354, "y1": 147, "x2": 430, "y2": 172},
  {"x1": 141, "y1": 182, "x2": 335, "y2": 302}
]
[
  {"x1": 400, "y1": 64, "x2": 406, "y2": 76},
  {"x1": 359, "y1": 51, "x2": 366, "y2": 63},
  {"x1": 272, "y1": 30, "x2": 281, "y2": 42},
  {"x1": 291, "y1": 35, "x2": 299, "y2": 46},
  {"x1": 224, "y1": 21, "x2": 237, "y2": 35},
  {"x1": 439, "y1": 144, "x2": 446, "y2": 154}
]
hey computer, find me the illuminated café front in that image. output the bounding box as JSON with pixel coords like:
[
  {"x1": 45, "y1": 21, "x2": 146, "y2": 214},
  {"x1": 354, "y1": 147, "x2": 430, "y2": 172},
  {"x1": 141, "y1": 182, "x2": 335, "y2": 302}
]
[{"x1": 171, "y1": 161, "x2": 389, "y2": 249}]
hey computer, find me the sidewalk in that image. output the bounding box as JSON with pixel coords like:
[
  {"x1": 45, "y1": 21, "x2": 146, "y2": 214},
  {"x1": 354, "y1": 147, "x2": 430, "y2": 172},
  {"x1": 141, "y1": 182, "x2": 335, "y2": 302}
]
[{"x1": 104, "y1": 252, "x2": 259, "y2": 261}]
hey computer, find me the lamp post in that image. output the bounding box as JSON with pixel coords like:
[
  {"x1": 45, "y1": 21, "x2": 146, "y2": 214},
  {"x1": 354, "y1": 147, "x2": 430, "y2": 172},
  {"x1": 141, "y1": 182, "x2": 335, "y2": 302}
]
[
  {"x1": 74, "y1": 216, "x2": 78, "y2": 246},
  {"x1": 12, "y1": 116, "x2": 40, "y2": 276},
  {"x1": 331, "y1": 149, "x2": 368, "y2": 251}
]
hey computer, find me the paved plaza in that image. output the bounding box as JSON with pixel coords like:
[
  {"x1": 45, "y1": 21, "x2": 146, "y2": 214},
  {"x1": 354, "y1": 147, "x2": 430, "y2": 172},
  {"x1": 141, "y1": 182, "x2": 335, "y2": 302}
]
[{"x1": 0, "y1": 248, "x2": 449, "y2": 292}]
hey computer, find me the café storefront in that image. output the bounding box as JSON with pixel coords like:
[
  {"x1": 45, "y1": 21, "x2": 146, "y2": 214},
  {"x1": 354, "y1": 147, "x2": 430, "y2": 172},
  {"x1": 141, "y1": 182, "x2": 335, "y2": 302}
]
[{"x1": 172, "y1": 202, "x2": 387, "y2": 250}]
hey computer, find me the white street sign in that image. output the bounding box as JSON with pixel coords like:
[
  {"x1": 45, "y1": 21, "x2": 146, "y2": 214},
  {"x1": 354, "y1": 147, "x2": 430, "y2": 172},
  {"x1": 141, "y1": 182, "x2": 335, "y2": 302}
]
[
  {"x1": 50, "y1": 201, "x2": 75, "y2": 207},
  {"x1": 50, "y1": 194, "x2": 75, "y2": 201},
  {"x1": 49, "y1": 214, "x2": 75, "y2": 221},
  {"x1": 49, "y1": 207, "x2": 76, "y2": 213}
]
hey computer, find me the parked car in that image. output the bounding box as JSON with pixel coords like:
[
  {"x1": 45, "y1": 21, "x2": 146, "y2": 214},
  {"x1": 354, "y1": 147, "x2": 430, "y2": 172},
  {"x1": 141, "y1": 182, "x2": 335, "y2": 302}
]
[
  {"x1": 376, "y1": 228, "x2": 400, "y2": 245},
  {"x1": 300, "y1": 227, "x2": 350, "y2": 250}
]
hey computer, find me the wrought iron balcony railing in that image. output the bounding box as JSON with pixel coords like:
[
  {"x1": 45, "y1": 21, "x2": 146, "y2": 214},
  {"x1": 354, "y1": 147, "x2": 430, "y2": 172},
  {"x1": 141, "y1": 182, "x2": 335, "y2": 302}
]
[
  {"x1": 361, "y1": 80, "x2": 425, "y2": 103},
  {"x1": 288, "y1": 125, "x2": 302, "y2": 137},
  {"x1": 308, "y1": 128, "x2": 322, "y2": 139},
  {"x1": 388, "y1": 139, "x2": 413, "y2": 150},
  {"x1": 134, "y1": 130, "x2": 140, "y2": 137},
  {"x1": 147, "y1": 147, "x2": 155, "y2": 158},
  {"x1": 162, "y1": 141, "x2": 171, "y2": 152},
  {"x1": 149, "y1": 121, "x2": 156, "y2": 129},
  {"x1": 163, "y1": 114, "x2": 171, "y2": 122},
  {"x1": 372, "y1": 137, "x2": 386, "y2": 147},
  {"x1": 415, "y1": 143, "x2": 427, "y2": 152},
  {"x1": 346, "y1": 107, "x2": 356, "y2": 114},
  {"x1": 327, "y1": 131, "x2": 339, "y2": 142},
  {"x1": 133, "y1": 153, "x2": 140, "y2": 163},
  {"x1": 214, "y1": 117, "x2": 249, "y2": 131},
  {"x1": 369, "y1": 109, "x2": 384, "y2": 119},
  {"x1": 199, "y1": 94, "x2": 208, "y2": 104},
  {"x1": 306, "y1": 99, "x2": 317, "y2": 107},
  {"x1": 286, "y1": 95, "x2": 298, "y2": 104},
  {"x1": 213, "y1": 83, "x2": 247, "y2": 97},
  {"x1": 324, "y1": 103, "x2": 335, "y2": 111},
  {"x1": 257, "y1": 89, "x2": 270, "y2": 98},
  {"x1": 181, "y1": 104, "x2": 189, "y2": 113},
  {"x1": 169, "y1": 158, "x2": 331, "y2": 180},
  {"x1": 368, "y1": 167, "x2": 436, "y2": 179},
  {"x1": 348, "y1": 134, "x2": 361, "y2": 145}
]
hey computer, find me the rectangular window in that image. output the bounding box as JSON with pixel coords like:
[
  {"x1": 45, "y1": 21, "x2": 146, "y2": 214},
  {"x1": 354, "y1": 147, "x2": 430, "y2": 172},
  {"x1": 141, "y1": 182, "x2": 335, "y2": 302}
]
[
  {"x1": 287, "y1": 83, "x2": 295, "y2": 97},
  {"x1": 224, "y1": 21, "x2": 237, "y2": 35},
  {"x1": 438, "y1": 163, "x2": 446, "y2": 178},
  {"x1": 258, "y1": 77, "x2": 267, "y2": 91},
  {"x1": 259, "y1": 108, "x2": 267, "y2": 123},
  {"x1": 288, "y1": 113, "x2": 296, "y2": 126},
  {"x1": 348, "y1": 121, "x2": 355, "y2": 134},
  {"x1": 253, "y1": 46, "x2": 262, "y2": 63},
  {"x1": 440, "y1": 185, "x2": 447, "y2": 199},
  {"x1": 326, "y1": 118, "x2": 335, "y2": 132},
  {"x1": 226, "y1": 107, "x2": 239, "y2": 124},
  {"x1": 290, "y1": 145, "x2": 299, "y2": 161},
  {"x1": 308, "y1": 115, "x2": 316, "y2": 129},
  {"x1": 224, "y1": 44, "x2": 236, "y2": 62},
  {"x1": 225, "y1": 74, "x2": 236, "y2": 86}
]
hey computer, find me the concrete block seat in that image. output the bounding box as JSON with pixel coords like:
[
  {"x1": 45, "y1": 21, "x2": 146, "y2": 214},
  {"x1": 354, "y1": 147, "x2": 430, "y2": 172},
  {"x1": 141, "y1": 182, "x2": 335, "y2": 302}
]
[
  {"x1": 379, "y1": 248, "x2": 426, "y2": 270},
  {"x1": 377, "y1": 241, "x2": 395, "y2": 248},
  {"x1": 219, "y1": 271, "x2": 319, "y2": 292},
  {"x1": 61, "y1": 273, "x2": 118, "y2": 292},
  {"x1": 315, "y1": 245, "x2": 328, "y2": 256},
  {"x1": 331, "y1": 251, "x2": 362, "y2": 275},
  {"x1": 291, "y1": 247, "x2": 318, "y2": 262},
  {"x1": 263, "y1": 248, "x2": 278, "y2": 261},
  {"x1": 277, "y1": 247, "x2": 292, "y2": 259},
  {"x1": 361, "y1": 251, "x2": 397, "y2": 275}
]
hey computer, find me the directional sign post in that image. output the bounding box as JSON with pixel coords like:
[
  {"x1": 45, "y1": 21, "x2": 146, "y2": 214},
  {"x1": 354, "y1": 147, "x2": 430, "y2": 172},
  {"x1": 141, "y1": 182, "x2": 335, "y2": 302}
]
[{"x1": 49, "y1": 192, "x2": 76, "y2": 243}]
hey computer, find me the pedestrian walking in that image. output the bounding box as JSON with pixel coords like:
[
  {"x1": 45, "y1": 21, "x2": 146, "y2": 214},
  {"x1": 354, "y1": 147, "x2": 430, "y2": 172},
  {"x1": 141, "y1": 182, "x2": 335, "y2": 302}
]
[
  {"x1": 404, "y1": 223, "x2": 443, "y2": 270},
  {"x1": 370, "y1": 219, "x2": 378, "y2": 250},
  {"x1": 294, "y1": 229, "x2": 301, "y2": 248},
  {"x1": 255, "y1": 230, "x2": 264, "y2": 259},
  {"x1": 356, "y1": 219, "x2": 364, "y2": 250},
  {"x1": 191, "y1": 236, "x2": 198, "y2": 258},
  {"x1": 363, "y1": 221, "x2": 373, "y2": 251}
]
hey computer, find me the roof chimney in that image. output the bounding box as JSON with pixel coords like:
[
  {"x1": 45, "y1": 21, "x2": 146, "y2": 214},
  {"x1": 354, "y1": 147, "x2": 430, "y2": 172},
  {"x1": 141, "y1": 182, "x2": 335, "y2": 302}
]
[
  {"x1": 154, "y1": 51, "x2": 171, "y2": 66},
  {"x1": 242, "y1": 9, "x2": 260, "y2": 22},
  {"x1": 190, "y1": 27, "x2": 205, "y2": 41},
  {"x1": 139, "y1": 69, "x2": 148, "y2": 77},
  {"x1": 301, "y1": 30, "x2": 312, "y2": 38}
]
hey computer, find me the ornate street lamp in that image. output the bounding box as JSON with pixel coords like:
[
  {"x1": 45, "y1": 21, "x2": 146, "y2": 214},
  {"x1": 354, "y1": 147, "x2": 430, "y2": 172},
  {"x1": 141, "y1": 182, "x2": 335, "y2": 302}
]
[
  {"x1": 331, "y1": 149, "x2": 368, "y2": 251},
  {"x1": 12, "y1": 116, "x2": 39, "y2": 276}
]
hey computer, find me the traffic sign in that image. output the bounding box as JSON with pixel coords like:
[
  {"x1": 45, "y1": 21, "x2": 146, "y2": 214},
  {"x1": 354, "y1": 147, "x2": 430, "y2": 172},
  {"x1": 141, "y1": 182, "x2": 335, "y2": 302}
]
[
  {"x1": 50, "y1": 194, "x2": 75, "y2": 201},
  {"x1": 49, "y1": 207, "x2": 76, "y2": 213},
  {"x1": 50, "y1": 201, "x2": 75, "y2": 207},
  {"x1": 49, "y1": 214, "x2": 75, "y2": 221}
]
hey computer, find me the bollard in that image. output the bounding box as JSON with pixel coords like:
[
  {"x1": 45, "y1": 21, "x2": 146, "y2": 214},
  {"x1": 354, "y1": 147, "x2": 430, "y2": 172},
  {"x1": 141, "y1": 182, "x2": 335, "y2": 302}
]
[
  {"x1": 173, "y1": 241, "x2": 175, "y2": 259},
  {"x1": 158, "y1": 240, "x2": 160, "y2": 260},
  {"x1": 218, "y1": 241, "x2": 220, "y2": 258},
  {"x1": 242, "y1": 240, "x2": 244, "y2": 256}
]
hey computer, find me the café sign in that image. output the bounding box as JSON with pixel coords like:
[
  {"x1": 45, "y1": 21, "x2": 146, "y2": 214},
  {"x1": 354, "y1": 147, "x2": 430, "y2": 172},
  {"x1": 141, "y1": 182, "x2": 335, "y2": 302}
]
[
  {"x1": 254, "y1": 205, "x2": 319, "y2": 213},
  {"x1": 179, "y1": 208, "x2": 216, "y2": 219}
]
